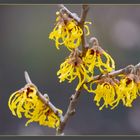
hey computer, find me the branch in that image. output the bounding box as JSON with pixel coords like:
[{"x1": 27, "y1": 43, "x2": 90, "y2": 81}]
[
  {"x1": 24, "y1": 71, "x2": 64, "y2": 122},
  {"x1": 25, "y1": 71, "x2": 32, "y2": 84},
  {"x1": 80, "y1": 5, "x2": 89, "y2": 25},
  {"x1": 56, "y1": 87, "x2": 82, "y2": 135},
  {"x1": 56, "y1": 4, "x2": 90, "y2": 135},
  {"x1": 87, "y1": 64, "x2": 138, "y2": 84},
  {"x1": 79, "y1": 5, "x2": 90, "y2": 55},
  {"x1": 58, "y1": 4, "x2": 80, "y2": 22}
]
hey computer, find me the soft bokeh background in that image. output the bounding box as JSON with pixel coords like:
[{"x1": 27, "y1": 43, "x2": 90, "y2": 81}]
[{"x1": 0, "y1": 4, "x2": 140, "y2": 135}]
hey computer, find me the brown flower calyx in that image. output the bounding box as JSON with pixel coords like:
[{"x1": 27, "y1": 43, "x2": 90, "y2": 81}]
[
  {"x1": 88, "y1": 37, "x2": 104, "y2": 56},
  {"x1": 57, "y1": 10, "x2": 76, "y2": 26},
  {"x1": 68, "y1": 50, "x2": 83, "y2": 67},
  {"x1": 95, "y1": 76, "x2": 118, "y2": 87},
  {"x1": 128, "y1": 73, "x2": 140, "y2": 85}
]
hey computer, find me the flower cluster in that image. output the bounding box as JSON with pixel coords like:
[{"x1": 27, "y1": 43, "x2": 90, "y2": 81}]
[
  {"x1": 49, "y1": 7, "x2": 140, "y2": 111},
  {"x1": 49, "y1": 10, "x2": 116, "y2": 91},
  {"x1": 85, "y1": 73, "x2": 140, "y2": 110},
  {"x1": 8, "y1": 84, "x2": 62, "y2": 128},
  {"x1": 49, "y1": 11, "x2": 91, "y2": 51},
  {"x1": 57, "y1": 37, "x2": 115, "y2": 91}
]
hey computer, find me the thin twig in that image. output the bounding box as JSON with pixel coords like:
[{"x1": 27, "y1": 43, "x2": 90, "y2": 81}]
[
  {"x1": 135, "y1": 63, "x2": 140, "y2": 69},
  {"x1": 80, "y1": 5, "x2": 89, "y2": 25},
  {"x1": 58, "y1": 4, "x2": 80, "y2": 22},
  {"x1": 24, "y1": 71, "x2": 64, "y2": 122},
  {"x1": 25, "y1": 71, "x2": 32, "y2": 84},
  {"x1": 56, "y1": 88, "x2": 82, "y2": 135},
  {"x1": 87, "y1": 64, "x2": 136, "y2": 84},
  {"x1": 79, "y1": 5, "x2": 90, "y2": 55}
]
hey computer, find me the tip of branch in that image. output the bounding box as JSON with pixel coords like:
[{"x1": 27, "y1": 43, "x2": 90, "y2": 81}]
[
  {"x1": 124, "y1": 65, "x2": 135, "y2": 74},
  {"x1": 89, "y1": 37, "x2": 99, "y2": 46},
  {"x1": 24, "y1": 71, "x2": 32, "y2": 84},
  {"x1": 82, "y1": 4, "x2": 89, "y2": 10},
  {"x1": 135, "y1": 63, "x2": 140, "y2": 69},
  {"x1": 58, "y1": 4, "x2": 64, "y2": 9}
]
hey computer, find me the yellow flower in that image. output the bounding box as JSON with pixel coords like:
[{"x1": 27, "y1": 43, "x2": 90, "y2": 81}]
[
  {"x1": 49, "y1": 12, "x2": 91, "y2": 50},
  {"x1": 94, "y1": 83, "x2": 117, "y2": 110},
  {"x1": 112, "y1": 74, "x2": 140, "y2": 109},
  {"x1": 57, "y1": 50, "x2": 90, "y2": 91},
  {"x1": 8, "y1": 85, "x2": 37, "y2": 118},
  {"x1": 8, "y1": 84, "x2": 62, "y2": 128},
  {"x1": 83, "y1": 45, "x2": 115, "y2": 74},
  {"x1": 84, "y1": 78, "x2": 118, "y2": 110}
]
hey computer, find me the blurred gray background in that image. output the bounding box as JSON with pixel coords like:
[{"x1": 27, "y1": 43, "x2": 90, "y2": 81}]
[{"x1": 0, "y1": 4, "x2": 140, "y2": 135}]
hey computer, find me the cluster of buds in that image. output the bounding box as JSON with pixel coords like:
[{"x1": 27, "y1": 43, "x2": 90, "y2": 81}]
[{"x1": 8, "y1": 84, "x2": 63, "y2": 128}]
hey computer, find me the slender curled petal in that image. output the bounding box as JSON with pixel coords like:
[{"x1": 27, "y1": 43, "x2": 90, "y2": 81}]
[
  {"x1": 57, "y1": 50, "x2": 91, "y2": 91},
  {"x1": 8, "y1": 84, "x2": 63, "y2": 128},
  {"x1": 84, "y1": 22, "x2": 92, "y2": 36},
  {"x1": 49, "y1": 12, "x2": 91, "y2": 50},
  {"x1": 96, "y1": 51, "x2": 115, "y2": 73}
]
